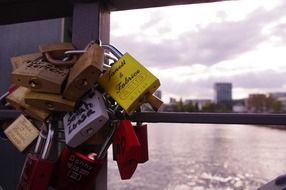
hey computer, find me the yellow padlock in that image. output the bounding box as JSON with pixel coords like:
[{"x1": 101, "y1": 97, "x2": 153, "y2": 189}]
[
  {"x1": 4, "y1": 114, "x2": 39, "y2": 152},
  {"x1": 98, "y1": 52, "x2": 160, "y2": 115},
  {"x1": 6, "y1": 87, "x2": 50, "y2": 121}
]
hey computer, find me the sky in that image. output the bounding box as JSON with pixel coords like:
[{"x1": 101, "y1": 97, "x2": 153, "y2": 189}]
[{"x1": 110, "y1": 0, "x2": 286, "y2": 103}]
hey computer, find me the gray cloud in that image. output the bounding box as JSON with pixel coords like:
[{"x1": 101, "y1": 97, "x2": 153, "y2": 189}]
[
  {"x1": 111, "y1": 1, "x2": 286, "y2": 100},
  {"x1": 111, "y1": 1, "x2": 286, "y2": 68}
]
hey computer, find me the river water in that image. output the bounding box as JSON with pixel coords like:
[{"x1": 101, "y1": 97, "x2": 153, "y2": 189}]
[{"x1": 108, "y1": 123, "x2": 286, "y2": 190}]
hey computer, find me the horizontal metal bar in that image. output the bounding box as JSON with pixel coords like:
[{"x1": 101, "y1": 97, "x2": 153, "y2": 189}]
[
  {"x1": 130, "y1": 112, "x2": 286, "y2": 125},
  {"x1": 1, "y1": 110, "x2": 286, "y2": 126},
  {"x1": 0, "y1": 110, "x2": 20, "y2": 120}
]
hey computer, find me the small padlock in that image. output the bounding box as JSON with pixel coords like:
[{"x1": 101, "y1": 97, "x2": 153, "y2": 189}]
[
  {"x1": 98, "y1": 44, "x2": 161, "y2": 115},
  {"x1": 4, "y1": 114, "x2": 40, "y2": 152},
  {"x1": 134, "y1": 123, "x2": 149, "y2": 164},
  {"x1": 24, "y1": 90, "x2": 76, "y2": 112},
  {"x1": 63, "y1": 43, "x2": 104, "y2": 101},
  {"x1": 6, "y1": 86, "x2": 50, "y2": 121},
  {"x1": 10, "y1": 53, "x2": 42, "y2": 71},
  {"x1": 63, "y1": 89, "x2": 109, "y2": 147},
  {"x1": 17, "y1": 122, "x2": 55, "y2": 190},
  {"x1": 112, "y1": 119, "x2": 141, "y2": 179},
  {"x1": 39, "y1": 42, "x2": 77, "y2": 66},
  {"x1": 51, "y1": 123, "x2": 116, "y2": 190},
  {"x1": 11, "y1": 58, "x2": 69, "y2": 94}
]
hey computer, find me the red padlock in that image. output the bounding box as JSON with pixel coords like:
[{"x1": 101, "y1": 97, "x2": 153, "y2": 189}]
[
  {"x1": 51, "y1": 146, "x2": 103, "y2": 190},
  {"x1": 112, "y1": 119, "x2": 141, "y2": 180},
  {"x1": 134, "y1": 123, "x2": 149, "y2": 164},
  {"x1": 17, "y1": 122, "x2": 55, "y2": 190},
  {"x1": 51, "y1": 124, "x2": 117, "y2": 190}
]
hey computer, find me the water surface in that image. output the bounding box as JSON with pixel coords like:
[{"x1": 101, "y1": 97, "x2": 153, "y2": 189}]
[{"x1": 108, "y1": 124, "x2": 286, "y2": 190}]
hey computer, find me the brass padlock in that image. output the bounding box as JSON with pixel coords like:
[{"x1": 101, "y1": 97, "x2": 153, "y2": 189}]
[
  {"x1": 63, "y1": 43, "x2": 104, "y2": 101},
  {"x1": 146, "y1": 94, "x2": 163, "y2": 111},
  {"x1": 6, "y1": 87, "x2": 50, "y2": 121},
  {"x1": 24, "y1": 90, "x2": 76, "y2": 112},
  {"x1": 11, "y1": 58, "x2": 69, "y2": 94},
  {"x1": 98, "y1": 45, "x2": 161, "y2": 115},
  {"x1": 39, "y1": 42, "x2": 77, "y2": 67},
  {"x1": 4, "y1": 114, "x2": 40, "y2": 152},
  {"x1": 10, "y1": 53, "x2": 42, "y2": 71}
]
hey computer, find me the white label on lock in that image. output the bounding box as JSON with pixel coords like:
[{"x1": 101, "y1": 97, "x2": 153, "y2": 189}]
[{"x1": 63, "y1": 90, "x2": 109, "y2": 147}]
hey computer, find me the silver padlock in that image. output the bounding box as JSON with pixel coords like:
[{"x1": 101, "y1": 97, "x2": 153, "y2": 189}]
[{"x1": 63, "y1": 89, "x2": 109, "y2": 148}]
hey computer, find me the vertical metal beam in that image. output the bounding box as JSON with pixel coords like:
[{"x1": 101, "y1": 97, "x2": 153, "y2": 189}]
[{"x1": 72, "y1": 2, "x2": 110, "y2": 190}]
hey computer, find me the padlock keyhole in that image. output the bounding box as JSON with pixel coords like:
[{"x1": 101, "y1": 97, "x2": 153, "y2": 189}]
[
  {"x1": 29, "y1": 79, "x2": 40, "y2": 88},
  {"x1": 45, "y1": 102, "x2": 55, "y2": 110}
]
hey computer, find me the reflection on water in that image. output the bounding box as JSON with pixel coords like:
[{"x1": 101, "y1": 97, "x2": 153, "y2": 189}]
[{"x1": 108, "y1": 124, "x2": 286, "y2": 190}]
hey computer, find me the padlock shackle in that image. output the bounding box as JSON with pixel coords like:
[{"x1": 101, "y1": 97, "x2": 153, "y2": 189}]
[
  {"x1": 41, "y1": 122, "x2": 54, "y2": 159},
  {"x1": 97, "y1": 122, "x2": 118, "y2": 160},
  {"x1": 34, "y1": 123, "x2": 48, "y2": 154},
  {"x1": 101, "y1": 44, "x2": 123, "y2": 59}
]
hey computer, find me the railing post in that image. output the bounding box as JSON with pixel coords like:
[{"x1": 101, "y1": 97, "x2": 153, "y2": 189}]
[{"x1": 72, "y1": 2, "x2": 110, "y2": 190}]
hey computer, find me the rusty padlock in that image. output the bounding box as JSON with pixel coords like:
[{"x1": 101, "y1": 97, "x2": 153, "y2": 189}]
[
  {"x1": 6, "y1": 86, "x2": 50, "y2": 121},
  {"x1": 98, "y1": 44, "x2": 162, "y2": 115},
  {"x1": 17, "y1": 122, "x2": 55, "y2": 190},
  {"x1": 63, "y1": 43, "x2": 104, "y2": 101},
  {"x1": 11, "y1": 57, "x2": 69, "y2": 94},
  {"x1": 4, "y1": 114, "x2": 40, "y2": 152}
]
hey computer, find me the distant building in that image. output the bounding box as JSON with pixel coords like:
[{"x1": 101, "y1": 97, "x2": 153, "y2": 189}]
[{"x1": 214, "y1": 82, "x2": 232, "y2": 109}]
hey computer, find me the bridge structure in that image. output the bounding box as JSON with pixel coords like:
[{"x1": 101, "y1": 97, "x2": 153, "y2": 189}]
[{"x1": 0, "y1": 0, "x2": 284, "y2": 189}]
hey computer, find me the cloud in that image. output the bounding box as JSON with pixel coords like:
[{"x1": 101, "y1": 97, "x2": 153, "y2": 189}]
[
  {"x1": 111, "y1": 1, "x2": 286, "y2": 68},
  {"x1": 110, "y1": 0, "x2": 286, "y2": 101}
]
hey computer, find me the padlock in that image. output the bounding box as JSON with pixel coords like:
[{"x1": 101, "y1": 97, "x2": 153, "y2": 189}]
[
  {"x1": 146, "y1": 93, "x2": 163, "y2": 112},
  {"x1": 4, "y1": 114, "x2": 40, "y2": 152},
  {"x1": 24, "y1": 90, "x2": 76, "y2": 112},
  {"x1": 39, "y1": 42, "x2": 77, "y2": 67},
  {"x1": 17, "y1": 122, "x2": 55, "y2": 190},
  {"x1": 11, "y1": 57, "x2": 69, "y2": 94},
  {"x1": 10, "y1": 53, "x2": 42, "y2": 71},
  {"x1": 134, "y1": 123, "x2": 149, "y2": 164},
  {"x1": 63, "y1": 43, "x2": 104, "y2": 101},
  {"x1": 6, "y1": 86, "x2": 50, "y2": 121},
  {"x1": 63, "y1": 89, "x2": 109, "y2": 147},
  {"x1": 112, "y1": 119, "x2": 141, "y2": 179},
  {"x1": 51, "y1": 124, "x2": 116, "y2": 190},
  {"x1": 98, "y1": 44, "x2": 161, "y2": 115}
]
